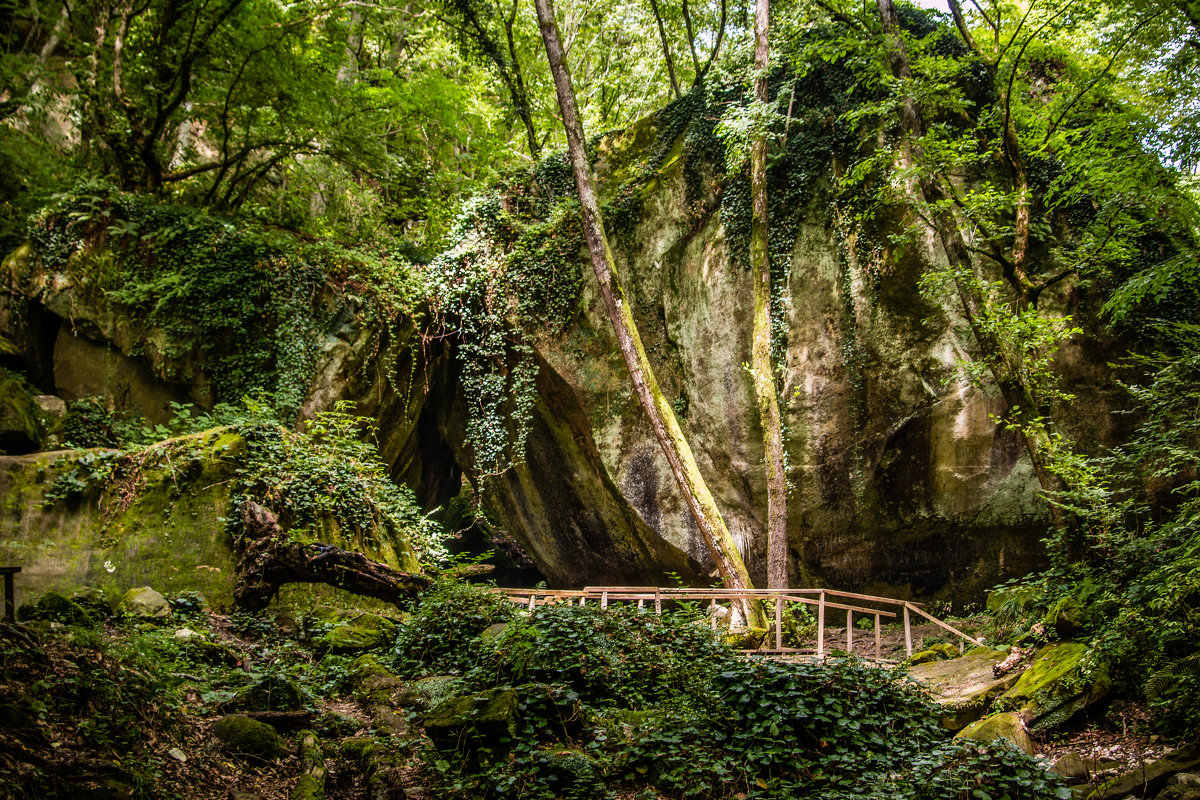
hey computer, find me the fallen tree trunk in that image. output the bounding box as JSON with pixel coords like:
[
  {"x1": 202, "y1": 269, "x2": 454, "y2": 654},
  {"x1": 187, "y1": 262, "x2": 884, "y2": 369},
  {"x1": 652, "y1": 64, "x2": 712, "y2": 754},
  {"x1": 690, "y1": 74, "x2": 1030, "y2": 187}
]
[{"x1": 233, "y1": 502, "x2": 431, "y2": 611}]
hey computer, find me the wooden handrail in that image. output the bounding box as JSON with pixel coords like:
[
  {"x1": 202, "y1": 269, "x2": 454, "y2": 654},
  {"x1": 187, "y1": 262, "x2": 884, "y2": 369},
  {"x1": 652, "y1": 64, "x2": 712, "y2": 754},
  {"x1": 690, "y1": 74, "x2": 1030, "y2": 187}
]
[{"x1": 487, "y1": 585, "x2": 976, "y2": 662}]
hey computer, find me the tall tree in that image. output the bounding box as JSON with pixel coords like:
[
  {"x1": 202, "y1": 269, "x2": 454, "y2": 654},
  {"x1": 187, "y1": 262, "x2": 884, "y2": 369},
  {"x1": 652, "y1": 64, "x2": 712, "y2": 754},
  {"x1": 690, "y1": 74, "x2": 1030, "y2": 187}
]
[
  {"x1": 533, "y1": 0, "x2": 760, "y2": 608},
  {"x1": 436, "y1": 0, "x2": 542, "y2": 158},
  {"x1": 748, "y1": 0, "x2": 789, "y2": 589}
]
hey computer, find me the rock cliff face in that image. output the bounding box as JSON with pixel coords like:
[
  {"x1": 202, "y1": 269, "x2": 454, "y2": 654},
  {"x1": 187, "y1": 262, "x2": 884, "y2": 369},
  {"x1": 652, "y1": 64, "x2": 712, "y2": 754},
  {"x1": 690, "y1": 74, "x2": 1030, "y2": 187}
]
[{"x1": 0, "y1": 119, "x2": 1124, "y2": 601}]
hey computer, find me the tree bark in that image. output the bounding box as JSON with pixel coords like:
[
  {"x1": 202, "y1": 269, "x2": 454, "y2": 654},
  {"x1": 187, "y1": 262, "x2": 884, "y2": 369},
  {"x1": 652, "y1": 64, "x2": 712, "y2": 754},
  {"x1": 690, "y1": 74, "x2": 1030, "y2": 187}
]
[
  {"x1": 233, "y1": 502, "x2": 430, "y2": 611},
  {"x1": 533, "y1": 0, "x2": 760, "y2": 611},
  {"x1": 748, "y1": 0, "x2": 789, "y2": 590}
]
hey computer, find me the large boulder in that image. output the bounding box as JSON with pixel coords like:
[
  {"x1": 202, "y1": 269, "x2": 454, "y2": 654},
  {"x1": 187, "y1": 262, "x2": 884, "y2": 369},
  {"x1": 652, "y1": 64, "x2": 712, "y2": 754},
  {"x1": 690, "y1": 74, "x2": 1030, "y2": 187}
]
[
  {"x1": 423, "y1": 687, "x2": 521, "y2": 748},
  {"x1": 998, "y1": 642, "x2": 1111, "y2": 731},
  {"x1": 907, "y1": 646, "x2": 1019, "y2": 730}
]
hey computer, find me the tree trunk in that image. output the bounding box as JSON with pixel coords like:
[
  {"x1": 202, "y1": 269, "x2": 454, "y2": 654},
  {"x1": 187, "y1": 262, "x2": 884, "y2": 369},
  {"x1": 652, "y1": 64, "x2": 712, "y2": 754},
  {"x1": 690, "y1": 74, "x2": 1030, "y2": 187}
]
[
  {"x1": 533, "y1": 0, "x2": 760, "y2": 612},
  {"x1": 646, "y1": 0, "x2": 681, "y2": 98},
  {"x1": 748, "y1": 0, "x2": 789, "y2": 590},
  {"x1": 233, "y1": 502, "x2": 430, "y2": 611}
]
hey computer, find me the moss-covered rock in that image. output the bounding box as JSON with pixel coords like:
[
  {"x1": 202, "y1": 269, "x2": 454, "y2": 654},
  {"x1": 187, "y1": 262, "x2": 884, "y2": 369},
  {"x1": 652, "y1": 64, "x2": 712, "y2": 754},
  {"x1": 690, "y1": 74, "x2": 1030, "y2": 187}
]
[
  {"x1": 906, "y1": 643, "x2": 961, "y2": 665},
  {"x1": 423, "y1": 687, "x2": 521, "y2": 747},
  {"x1": 118, "y1": 586, "x2": 170, "y2": 619},
  {"x1": 211, "y1": 714, "x2": 282, "y2": 761},
  {"x1": 231, "y1": 674, "x2": 307, "y2": 712},
  {"x1": 396, "y1": 675, "x2": 465, "y2": 711},
  {"x1": 0, "y1": 371, "x2": 42, "y2": 454},
  {"x1": 314, "y1": 612, "x2": 397, "y2": 654},
  {"x1": 17, "y1": 591, "x2": 94, "y2": 626},
  {"x1": 955, "y1": 711, "x2": 1034, "y2": 754},
  {"x1": 723, "y1": 626, "x2": 769, "y2": 649},
  {"x1": 998, "y1": 643, "x2": 1111, "y2": 731},
  {"x1": 1044, "y1": 596, "x2": 1086, "y2": 639}
]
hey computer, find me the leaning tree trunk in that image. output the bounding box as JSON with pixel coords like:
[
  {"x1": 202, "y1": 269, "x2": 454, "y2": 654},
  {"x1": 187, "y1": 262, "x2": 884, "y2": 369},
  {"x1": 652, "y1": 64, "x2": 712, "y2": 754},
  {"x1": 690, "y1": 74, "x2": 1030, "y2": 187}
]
[
  {"x1": 533, "y1": 0, "x2": 761, "y2": 616},
  {"x1": 748, "y1": 0, "x2": 790, "y2": 591}
]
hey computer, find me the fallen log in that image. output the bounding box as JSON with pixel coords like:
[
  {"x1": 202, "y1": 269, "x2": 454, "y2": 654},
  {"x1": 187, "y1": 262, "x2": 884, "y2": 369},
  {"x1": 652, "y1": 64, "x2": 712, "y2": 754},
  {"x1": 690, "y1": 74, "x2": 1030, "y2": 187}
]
[{"x1": 233, "y1": 502, "x2": 431, "y2": 611}]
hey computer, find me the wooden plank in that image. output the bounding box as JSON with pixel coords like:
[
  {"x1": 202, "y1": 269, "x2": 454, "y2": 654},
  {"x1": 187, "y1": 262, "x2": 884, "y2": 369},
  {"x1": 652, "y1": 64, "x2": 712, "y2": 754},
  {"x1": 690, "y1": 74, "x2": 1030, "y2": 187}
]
[{"x1": 905, "y1": 603, "x2": 984, "y2": 648}]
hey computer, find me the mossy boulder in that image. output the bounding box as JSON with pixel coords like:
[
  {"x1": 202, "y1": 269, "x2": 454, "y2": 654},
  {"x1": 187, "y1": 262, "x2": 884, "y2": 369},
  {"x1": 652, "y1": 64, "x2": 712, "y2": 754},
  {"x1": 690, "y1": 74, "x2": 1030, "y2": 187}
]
[
  {"x1": 350, "y1": 654, "x2": 404, "y2": 707},
  {"x1": 423, "y1": 687, "x2": 521, "y2": 750},
  {"x1": 1043, "y1": 596, "x2": 1086, "y2": 639},
  {"x1": 998, "y1": 642, "x2": 1111, "y2": 731},
  {"x1": 231, "y1": 674, "x2": 306, "y2": 712},
  {"x1": 396, "y1": 675, "x2": 465, "y2": 711},
  {"x1": 955, "y1": 711, "x2": 1034, "y2": 755},
  {"x1": 118, "y1": 586, "x2": 170, "y2": 620},
  {"x1": 907, "y1": 643, "x2": 961, "y2": 666},
  {"x1": 0, "y1": 372, "x2": 42, "y2": 455},
  {"x1": 314, "y1": 612, "x2": 397, "y2": 654},
  {"x1": 17, "y1": 591, "x2": 95, "y2": 626},
  {"x1": 211, "y1": 714, "x2": 282, "y2": 761}
]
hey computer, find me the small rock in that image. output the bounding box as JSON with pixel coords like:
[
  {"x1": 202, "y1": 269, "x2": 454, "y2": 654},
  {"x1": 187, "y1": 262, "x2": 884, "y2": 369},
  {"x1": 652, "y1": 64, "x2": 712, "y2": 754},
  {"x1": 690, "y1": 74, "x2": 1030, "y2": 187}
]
[
  {"x1": 174, "y1": 628, "x2": 198, "y2": 640},
  {"x1": 118, "y1": 586, "x2": 171, "y2": 620},
  {"x1": 166, "y1": 747, "x2": 187, "y2": 763},
  {"x1": 1176, "y1": 773, "x2": 1200, "y2": 786},
  {"x1": 211, "y1": 715, "x2": 281, "y2": 762}
]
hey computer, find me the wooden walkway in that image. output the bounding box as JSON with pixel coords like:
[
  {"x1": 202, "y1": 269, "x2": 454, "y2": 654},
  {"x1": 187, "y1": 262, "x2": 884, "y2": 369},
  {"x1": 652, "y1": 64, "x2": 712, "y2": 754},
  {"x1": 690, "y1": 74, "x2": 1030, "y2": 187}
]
[{"x1": 492, "y1": 586, "x2": 982, "y2": 662}]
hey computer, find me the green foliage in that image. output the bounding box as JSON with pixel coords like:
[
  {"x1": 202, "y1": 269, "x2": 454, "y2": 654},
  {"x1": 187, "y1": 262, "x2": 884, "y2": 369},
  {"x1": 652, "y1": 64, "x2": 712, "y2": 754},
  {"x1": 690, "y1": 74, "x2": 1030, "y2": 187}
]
[
  {"x1": 406, "y1": 596, "x2": 1064, "y2": 800},
  {"x1": 231, "y1": 400, "x2": 446, "y2": 566},
  {"x1": 469, "y1": 604, "x2": 728, "y2": 709},
  {"x1": 391, "y1": 577, "x2": 516, "y2": 675}
]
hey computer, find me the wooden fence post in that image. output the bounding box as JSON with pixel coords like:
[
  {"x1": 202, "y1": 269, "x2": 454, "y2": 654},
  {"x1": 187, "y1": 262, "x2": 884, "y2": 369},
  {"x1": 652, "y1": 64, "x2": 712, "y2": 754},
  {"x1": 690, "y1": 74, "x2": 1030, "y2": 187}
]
[
  {"x1": 904, "y1": 604, "x2": 912, "y2": 657},
  {"x1": 846, "y1": 609, "x2": 853, "y2": 654},
  {"x1": 775, "y1": 597, "x2": 783, "y2": 651},
  {"x1": 874, "y1": 614, "x2": 881, "y2": 660},
  {"x1": 655, "y1": 588, "x2": 662, "y2": 615},
  {"x1": 817, "y1": 591, "x2": 826, "y2": 657}
]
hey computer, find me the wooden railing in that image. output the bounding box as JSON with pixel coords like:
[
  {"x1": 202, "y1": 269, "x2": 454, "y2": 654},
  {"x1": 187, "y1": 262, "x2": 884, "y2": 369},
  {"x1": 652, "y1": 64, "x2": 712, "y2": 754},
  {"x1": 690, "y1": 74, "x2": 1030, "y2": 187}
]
[{"x1": 491, "y1": 586, "x2": 983, "y2": 662}]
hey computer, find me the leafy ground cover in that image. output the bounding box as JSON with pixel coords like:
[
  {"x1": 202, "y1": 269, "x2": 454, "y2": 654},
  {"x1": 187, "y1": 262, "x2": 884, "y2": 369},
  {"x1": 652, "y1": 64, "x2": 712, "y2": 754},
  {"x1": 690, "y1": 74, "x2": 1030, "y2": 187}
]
[{"x1": 0, "y1": 579, "x2": 1078, "y2": 800}]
